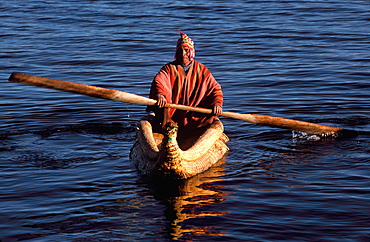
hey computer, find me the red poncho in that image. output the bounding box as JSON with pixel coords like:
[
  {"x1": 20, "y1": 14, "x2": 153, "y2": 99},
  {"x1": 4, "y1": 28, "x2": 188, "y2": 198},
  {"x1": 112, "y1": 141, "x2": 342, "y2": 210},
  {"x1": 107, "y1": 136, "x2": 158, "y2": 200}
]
[{"x1": 149, "y1": 60, "x2": 223, "y2": 127}]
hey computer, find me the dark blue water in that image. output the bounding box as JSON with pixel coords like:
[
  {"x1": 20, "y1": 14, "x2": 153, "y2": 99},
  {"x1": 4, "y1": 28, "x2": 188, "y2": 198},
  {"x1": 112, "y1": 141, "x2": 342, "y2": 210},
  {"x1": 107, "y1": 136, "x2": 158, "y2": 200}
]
[{"x1": 1, "y1": 1, "x2": 369, "y2": 241}]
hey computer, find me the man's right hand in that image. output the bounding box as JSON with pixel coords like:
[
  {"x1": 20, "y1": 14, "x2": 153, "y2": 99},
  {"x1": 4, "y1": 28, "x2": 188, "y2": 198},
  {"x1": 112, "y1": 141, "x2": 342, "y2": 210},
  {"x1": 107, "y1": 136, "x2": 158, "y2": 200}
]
[{"x1": 156, "y1": 94, "x2": 167, "y2": 108}]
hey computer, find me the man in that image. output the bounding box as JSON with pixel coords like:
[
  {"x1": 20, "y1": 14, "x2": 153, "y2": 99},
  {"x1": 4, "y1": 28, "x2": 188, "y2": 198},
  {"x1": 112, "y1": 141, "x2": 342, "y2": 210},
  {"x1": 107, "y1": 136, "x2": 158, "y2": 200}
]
[{"x1": 147, "y1": 30, "x2": 223, "y2": 131}]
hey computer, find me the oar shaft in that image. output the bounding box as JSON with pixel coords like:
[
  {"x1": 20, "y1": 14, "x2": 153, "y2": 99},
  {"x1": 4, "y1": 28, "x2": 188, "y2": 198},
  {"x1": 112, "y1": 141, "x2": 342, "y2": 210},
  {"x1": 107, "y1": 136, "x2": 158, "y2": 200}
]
[
  {"x1": 224, "y1": 112, "x2": 343, "y2": 135},
  {"x1": 9, "y1": 72, "x2": 156, "y2": 106}
]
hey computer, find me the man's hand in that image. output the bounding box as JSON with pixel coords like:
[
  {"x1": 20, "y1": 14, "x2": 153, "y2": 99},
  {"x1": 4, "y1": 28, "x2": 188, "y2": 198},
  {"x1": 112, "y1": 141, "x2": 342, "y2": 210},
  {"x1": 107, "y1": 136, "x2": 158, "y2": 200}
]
[
  {"x1": 156, "y1": 94, "x2": 167, "y2": 108},
  {"x1": 213, "y1": 105, "x2": 222, "y2": 116}
]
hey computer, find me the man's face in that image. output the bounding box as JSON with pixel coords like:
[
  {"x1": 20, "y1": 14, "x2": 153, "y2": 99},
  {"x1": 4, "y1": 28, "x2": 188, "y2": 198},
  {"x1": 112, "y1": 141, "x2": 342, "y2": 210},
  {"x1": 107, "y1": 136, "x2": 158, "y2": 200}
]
[{"x1": 176, "y1": 46, "x2": 192, "y2": 66}]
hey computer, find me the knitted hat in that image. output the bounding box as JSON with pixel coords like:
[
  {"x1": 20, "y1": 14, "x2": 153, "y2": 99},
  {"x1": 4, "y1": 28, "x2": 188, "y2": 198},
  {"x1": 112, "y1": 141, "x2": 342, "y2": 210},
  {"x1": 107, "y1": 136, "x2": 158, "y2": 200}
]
[{"x1": 175, "y1": 30, "x2": 195, "y2": 61}]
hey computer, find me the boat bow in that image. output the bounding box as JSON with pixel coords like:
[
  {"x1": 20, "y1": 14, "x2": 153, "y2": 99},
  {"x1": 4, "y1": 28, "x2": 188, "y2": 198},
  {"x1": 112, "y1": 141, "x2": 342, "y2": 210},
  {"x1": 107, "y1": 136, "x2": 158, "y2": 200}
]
[{"x1": 130, "y1": 116, "x2": 229, "y2": 179}]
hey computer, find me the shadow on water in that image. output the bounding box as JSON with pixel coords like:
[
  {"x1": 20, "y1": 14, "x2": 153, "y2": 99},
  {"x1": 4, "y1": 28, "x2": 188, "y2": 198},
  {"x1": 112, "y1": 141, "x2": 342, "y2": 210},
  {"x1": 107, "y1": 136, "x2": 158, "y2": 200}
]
[
  {"x1": 32, "y1": 121, "x2": 137, "y2": 138},
  {"x1": 2, "y1": 122, "x2": 136, "y2": 169},
  {"x1": 137, "y1": 157, "x2": 230, "y2": 241}
]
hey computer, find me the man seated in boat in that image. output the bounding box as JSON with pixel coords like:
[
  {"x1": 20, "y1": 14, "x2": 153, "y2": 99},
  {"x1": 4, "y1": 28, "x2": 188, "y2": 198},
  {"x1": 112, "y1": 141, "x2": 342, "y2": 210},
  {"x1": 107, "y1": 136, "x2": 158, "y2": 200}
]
[{"x1": 147, "y1": 30, "x2": 223, "y2": 132}]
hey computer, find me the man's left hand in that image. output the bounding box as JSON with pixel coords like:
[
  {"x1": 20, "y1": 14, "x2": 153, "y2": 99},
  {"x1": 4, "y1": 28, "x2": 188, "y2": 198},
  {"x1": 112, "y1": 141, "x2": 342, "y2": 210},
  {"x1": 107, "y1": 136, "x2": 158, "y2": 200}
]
[{"x1": 213, "y1": 105, "x2": 222, "y2": 116}]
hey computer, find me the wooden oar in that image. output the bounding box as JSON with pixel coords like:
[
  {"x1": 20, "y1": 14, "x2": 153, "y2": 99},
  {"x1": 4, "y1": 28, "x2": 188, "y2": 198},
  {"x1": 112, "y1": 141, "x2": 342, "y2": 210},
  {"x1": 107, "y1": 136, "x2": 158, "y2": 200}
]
[{"x1": 8, "y1": 72, "x2": 358, "y2": 138}]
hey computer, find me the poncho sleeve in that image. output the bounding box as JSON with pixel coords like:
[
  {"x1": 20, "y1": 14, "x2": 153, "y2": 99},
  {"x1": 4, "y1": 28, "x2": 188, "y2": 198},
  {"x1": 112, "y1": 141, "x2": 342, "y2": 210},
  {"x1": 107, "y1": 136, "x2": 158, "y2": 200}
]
[
  {"x1": 190, "y1": 61, "x2": 223, "y2": 108},
  {"x1": 149, "y1": 64, "x2": 173, "y2": 103}
]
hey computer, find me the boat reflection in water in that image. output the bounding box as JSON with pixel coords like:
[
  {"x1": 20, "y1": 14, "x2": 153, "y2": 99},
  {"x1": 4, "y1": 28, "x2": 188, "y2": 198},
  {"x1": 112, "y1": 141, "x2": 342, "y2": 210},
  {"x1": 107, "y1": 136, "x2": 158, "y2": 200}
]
[{"x1": 142, "y1": 156, "x2": 229, "y2": 240}]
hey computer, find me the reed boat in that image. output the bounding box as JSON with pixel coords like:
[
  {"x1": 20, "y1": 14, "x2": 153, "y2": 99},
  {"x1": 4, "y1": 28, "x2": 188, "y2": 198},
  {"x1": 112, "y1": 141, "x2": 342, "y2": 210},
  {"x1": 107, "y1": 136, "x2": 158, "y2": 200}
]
[{"x1": 130, "y1": 114, "x2": 229, "y2": 179}]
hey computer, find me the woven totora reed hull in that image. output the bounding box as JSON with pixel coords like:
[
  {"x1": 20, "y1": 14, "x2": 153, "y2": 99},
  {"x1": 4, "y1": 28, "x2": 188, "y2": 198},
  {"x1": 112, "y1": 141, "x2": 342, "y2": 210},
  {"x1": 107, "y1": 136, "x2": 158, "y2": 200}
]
[{"x1": 130, "y1": 115, "x2": 229, "y2": 179}]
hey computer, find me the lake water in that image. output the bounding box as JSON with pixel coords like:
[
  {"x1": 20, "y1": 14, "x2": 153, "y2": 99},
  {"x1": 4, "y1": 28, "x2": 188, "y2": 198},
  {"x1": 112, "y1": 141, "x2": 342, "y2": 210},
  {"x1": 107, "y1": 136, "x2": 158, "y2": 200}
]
[{"x1": 1, "y1": 0, "x2": 369, "y2": 241}]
